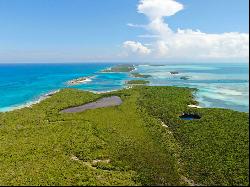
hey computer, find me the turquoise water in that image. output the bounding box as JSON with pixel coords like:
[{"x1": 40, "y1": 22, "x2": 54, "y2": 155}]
[
  {"x1": 0, "y1": 63, "x2": 249, "y2": 112},
  {"x1": 0, "y1": 63, "x2": 128, "y2": 112},
  {"x1": 136, "y1": 63, "x2": 249, "y2": 112}
]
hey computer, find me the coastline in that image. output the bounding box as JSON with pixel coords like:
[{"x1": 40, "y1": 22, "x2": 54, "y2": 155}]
[
  {"x1": 0, "y1": 64, "x2": 138, "y2": 113},
  {"x1": 0, "y1": 90, "x2": 60, "y2": 113},
  {"x1": 0, "y1": 85, "x2": 199, "y2": 113},
  {"x1": 0, "y1": 87, "x2": 129, "y2": 113},
  {"x1": 0, "y1": 63, "x2": 248, "y2": 113},
  {"x1": 0, "y1": 79, "x2": 248, "y2": 186}
]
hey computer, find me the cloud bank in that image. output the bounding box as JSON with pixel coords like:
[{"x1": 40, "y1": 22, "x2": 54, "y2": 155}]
[
  {"x1": 123, "y1": 0, "x2": 249, "y2": 61},
  {"x1": 123, "y1": 41, "x2": 151, "y2": 55}
]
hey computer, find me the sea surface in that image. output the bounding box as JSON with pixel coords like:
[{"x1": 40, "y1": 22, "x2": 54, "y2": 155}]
[{"x1": 0, "y1": 63, "x2": 249, "y2": 112}]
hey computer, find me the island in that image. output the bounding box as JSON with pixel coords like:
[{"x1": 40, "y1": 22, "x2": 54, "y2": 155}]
[
  {"x1": 131, "y1": 72, "x2": 152, "y2": 78},
  {"x1": 101, "y1": 65, "x2": 135, "y2": 72},
  {"x1": 0, "y1": 86, "x2": 248, "y2": 186},
  {"x1": 66, "y1": 77, "x2": 92, "y2": 86},
  {"x1": 126, "y1": 80, "x2": 150, "y2": 85},
  {"x1": 170, "y1": 71, "x2": 179, "y2": 75}
]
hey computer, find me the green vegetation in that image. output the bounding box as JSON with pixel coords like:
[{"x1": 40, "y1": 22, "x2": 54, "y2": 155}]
[
  {"x1": 0, "y1": 86, "x2": 248, "y2": 186},
  {"x1": 138, "y1": 87, "x2": 249, "y2": 186},
  {"x1": 102, "y1": 65, "x2": 135, "y2": 72},
  {"x1": 126, "y1": 80, "x2": 150, "y2": 85},
  {"x1": 131, "y1": 72, "x2": 152, "y2": 78}
]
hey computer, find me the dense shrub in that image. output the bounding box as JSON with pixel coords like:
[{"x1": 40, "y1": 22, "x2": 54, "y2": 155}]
[{"x1": 0, "y1": 86, "x2": 248, "y2": 186}]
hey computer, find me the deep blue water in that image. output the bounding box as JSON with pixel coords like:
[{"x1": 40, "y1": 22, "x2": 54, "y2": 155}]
[
  {"x1": 0, "y1": 63, "x2": 249, "y2": 112},
  {"x1": 180, "y1": 114, "x2": 201, "y2": 120}
]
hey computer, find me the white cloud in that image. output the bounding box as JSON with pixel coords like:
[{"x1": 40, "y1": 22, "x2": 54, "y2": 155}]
[
  {"x1": 154, "y1": 29, "x2": 249, "y2": 59},
  {"x1": 123, "y1": 41, "x2": 151, "y2": 55},
  {"x1": 124, "y1": 0, "x2": 249, "y2": 61},
  {"x1": 155, "y1": 40, "x2": 169, "y2": 57},
  {"x1": 138, "y1": 0, "x2": 184, "y2": 19}
]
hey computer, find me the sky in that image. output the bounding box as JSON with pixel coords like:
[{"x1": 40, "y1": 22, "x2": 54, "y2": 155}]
[{"x1": 0, "y1": 0, "x2": 249, "y2": 63}]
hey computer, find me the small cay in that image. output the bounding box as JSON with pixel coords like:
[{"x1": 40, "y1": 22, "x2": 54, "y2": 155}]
[
  {"x1": 170, "y1": 71, "x2": 179, "y2": 75},
  {"x1": 101, "y1": 64, "x2": 135, "y2": 72},
  {"x1": 66, "y1": 77, "x2": 92, "y2": 86}
]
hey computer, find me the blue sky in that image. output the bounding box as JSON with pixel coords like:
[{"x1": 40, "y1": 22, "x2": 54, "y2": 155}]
[{"x1": 0, "y1": 0, "x2": 249, "y2": 63}]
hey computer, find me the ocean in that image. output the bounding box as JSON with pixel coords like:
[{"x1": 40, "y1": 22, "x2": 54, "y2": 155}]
[{"x1": 0, "y1": 63, "x2": 249, "y2": 112}]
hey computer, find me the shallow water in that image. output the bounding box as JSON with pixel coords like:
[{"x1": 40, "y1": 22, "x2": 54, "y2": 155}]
[
  {"x1": 136, "y1": 63, "x2": 249, "y2": 112},
  {"x1": 0, "y1": 63, "x2": 248, "y2": 112},
  {"x1": 0, "y1": 63, "x2": 127, "y2": 112}
]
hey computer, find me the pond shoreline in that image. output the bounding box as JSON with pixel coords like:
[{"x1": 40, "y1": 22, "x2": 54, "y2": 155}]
[{"x1": 60, "y1": 96, "x2": 123, "y2": 113}]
